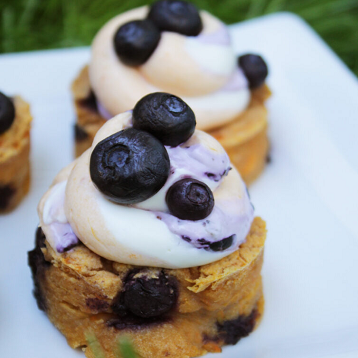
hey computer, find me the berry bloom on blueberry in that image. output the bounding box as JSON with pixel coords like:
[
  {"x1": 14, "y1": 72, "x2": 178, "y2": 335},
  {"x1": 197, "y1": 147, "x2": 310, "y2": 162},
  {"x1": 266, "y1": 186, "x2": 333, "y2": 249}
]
[
  {"x1": 166, "y1": 178, "x2": 214, "y2": 221},
  {"x1": 90, "y1": 128, "x2": 170, "y2": 204},
  {"x1": 133, "y1": 92, "x2": 196, "y2": 147},
  {"x1": 113, "y1": 20, "x2": 161, "y2": 66},
  {"x1": 148, "y1": 0, "x2": 203, "y2": 36}
]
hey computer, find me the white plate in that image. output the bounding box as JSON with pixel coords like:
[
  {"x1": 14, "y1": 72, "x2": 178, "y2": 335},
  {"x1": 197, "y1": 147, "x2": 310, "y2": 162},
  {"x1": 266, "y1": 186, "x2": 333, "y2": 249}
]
[{"x1": 1, "y1": 12, "x2": 358, "y2": 358}]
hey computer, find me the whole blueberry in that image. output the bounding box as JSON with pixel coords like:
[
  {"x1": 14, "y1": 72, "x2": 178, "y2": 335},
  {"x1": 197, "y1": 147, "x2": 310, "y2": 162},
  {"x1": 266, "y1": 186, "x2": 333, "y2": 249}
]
[
  {"x1": 90, "y1": 128, "x2": 170, "y2": 204},
  {"x1": 148, "y1": 0, "x2": 203, "y2": 36},
  {"x1": 133, "y1": 92, "x2": 196, "y2": 147},
  {"x1": 166, "y1": 178, "x2": 214, "y2": 221},
  {"x1": 0, "y1": 92, "x2": 15, "y2": 135},
  {"x1": 238, "y1": 54, "x2": 268, "y2": 89},
  {"x1": 122, "y1": 270, "x2": 177, "y2": 318},
  {"x1": 209, "y1": 235, "x2": 235, "y2": 252},
  {"x1": 113, "y1": 20, "x2": 161, "y2": 66}
]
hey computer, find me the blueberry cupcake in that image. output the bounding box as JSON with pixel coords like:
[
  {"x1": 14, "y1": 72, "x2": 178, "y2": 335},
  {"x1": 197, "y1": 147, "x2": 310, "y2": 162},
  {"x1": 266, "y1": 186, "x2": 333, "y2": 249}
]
[
  {"x1": 29, "y1": 94, "x2": 266, "y2": 357},
  {"x1": 72, "y1": 0, "x2": 270, "y2": 184},
  {"x1": 0, "y1": 91, "x2": 32, "y2": 212}
]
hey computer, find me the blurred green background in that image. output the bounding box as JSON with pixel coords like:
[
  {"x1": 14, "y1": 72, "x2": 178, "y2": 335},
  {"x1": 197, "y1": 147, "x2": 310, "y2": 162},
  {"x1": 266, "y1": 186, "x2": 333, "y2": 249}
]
[{"x1": 1, "y1": 0, "x2": 357, "y2": 75}]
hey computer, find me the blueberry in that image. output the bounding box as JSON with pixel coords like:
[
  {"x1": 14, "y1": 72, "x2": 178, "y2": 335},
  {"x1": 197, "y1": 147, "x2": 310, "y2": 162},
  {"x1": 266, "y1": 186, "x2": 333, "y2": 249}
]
[
  {"x1": 0, "y1": 92, "x2": 15, "y2": 135},
  {"x1": 74, "y1": 124, "x2": 88, "y2": 141},
  {"x1": 216, "y1": 308, "x2": 258, "y2": 344},
  {"x1": 148, "y1": 0, "x2": 203, "y2": 36},
  {"x1": 113, "y1": 20, "x2": 161, "y2": 66},
  {"x1": 0, "y1": 184, "x2": 15, "y2": 210},
  {"x1": 90, "y1": 128, "x2": 170, "y2": 204},
  {"x1": 133, "y1": 92, "x2": 196, "y2": 146},
  {"x1": 166, "y1": 178, "x2": 214, "y2": 221},
  {"x1": 122, "y1": 270, "x2": 177, "y2": 318},
  {"x1": 209, "y1": 235, "x2": 235, "y2": 252},
  {"x1": 238, "y1": 54, "x2": 268, "y2": 89}
]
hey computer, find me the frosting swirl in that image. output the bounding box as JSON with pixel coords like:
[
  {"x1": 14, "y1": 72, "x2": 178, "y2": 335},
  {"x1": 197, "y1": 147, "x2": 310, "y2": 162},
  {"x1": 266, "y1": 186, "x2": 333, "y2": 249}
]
[
  {"x1": 38, "y1": 112, "x2": 254, "y2": 269},
  {"x1": 89, "y1": 6, "x2": 250, "y2": 131}
]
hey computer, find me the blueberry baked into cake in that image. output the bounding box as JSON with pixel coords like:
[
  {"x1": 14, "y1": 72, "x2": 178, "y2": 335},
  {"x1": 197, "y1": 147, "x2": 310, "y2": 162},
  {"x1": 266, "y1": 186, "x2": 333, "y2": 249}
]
[
  {"x1": 29, "y1": 94, "x2": 266, "y2": 358},
  {"x1": 0, "y1": 91, "x2": 32, "y2": 213},
  {"x1": 72, "y1": 0, "x2": 270, "y2": 184}
]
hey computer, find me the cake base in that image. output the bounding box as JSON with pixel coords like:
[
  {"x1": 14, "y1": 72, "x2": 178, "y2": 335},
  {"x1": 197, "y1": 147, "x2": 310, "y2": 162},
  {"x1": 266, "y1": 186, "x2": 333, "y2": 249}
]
[
  {"x1": 28, "y1": 217, "x2": 266, "y2": 358},
  {"x1": 0, "y1": 97, "x2": 32, "y2": 213},
  {"x1": 71, "y1": 66, "x2": 270, "y2": 185}
]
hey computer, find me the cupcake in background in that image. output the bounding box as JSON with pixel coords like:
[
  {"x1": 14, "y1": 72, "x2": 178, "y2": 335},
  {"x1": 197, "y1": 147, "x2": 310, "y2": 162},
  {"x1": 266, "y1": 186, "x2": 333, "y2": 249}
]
[
  {"x1": 29, "y1": 93, "x2": 266, "y2": 358},
  {"x1": 72, "y1": 0, "x2": 270, "y2": 184},
  {"x1": 0, "y1": 91, "x2": 32, "y2": 212}
]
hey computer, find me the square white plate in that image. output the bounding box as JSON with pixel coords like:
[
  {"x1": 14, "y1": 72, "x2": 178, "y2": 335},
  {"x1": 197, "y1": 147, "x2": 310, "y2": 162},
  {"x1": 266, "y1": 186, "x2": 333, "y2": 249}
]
[{"x1": 1, "y1": 12, "x2": 358, "y2": 358}]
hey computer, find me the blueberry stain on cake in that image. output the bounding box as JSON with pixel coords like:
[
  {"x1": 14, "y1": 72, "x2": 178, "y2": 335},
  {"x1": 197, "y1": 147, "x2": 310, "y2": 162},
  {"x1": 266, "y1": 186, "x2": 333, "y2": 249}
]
[
  {"x1": 204, "y1": 308, "x2": 258, "y2": 345},
  {"x1": 28, "y1": 227, "x2": 51, "y2": 312},
  {"x1": 86, "y1": 298, "x2": 110, "y2": 313},
  {"x1": 78, "y1": 91, "x2": 98, "y2": 113},
  {"x1": 0, "y1": 184, "x2": 16, "y2": 210},
  {"x1": 217, "y1": 308, "x2": 258, "y2": 344},
  {"x1": 74, "y1": 124, "x2": 89, "y2": 142}
]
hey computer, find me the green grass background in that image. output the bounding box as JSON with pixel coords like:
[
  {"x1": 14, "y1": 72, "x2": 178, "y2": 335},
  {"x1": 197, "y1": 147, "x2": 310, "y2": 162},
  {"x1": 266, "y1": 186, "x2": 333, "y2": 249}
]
[{"x1": 1, "y1": 0, "x2": 357, "y2": 75}]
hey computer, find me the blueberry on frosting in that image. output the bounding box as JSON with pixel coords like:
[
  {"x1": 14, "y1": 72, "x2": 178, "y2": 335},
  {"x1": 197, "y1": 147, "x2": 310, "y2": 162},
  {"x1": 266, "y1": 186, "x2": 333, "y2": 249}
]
[
  {"x1": 133, "y1": 92, "x2": 196, "y2": 147},
  {"x1": 148, "y1": 0, "x2": 203, "y2": 36},
  {"x1": 166, "y1": 178, "x2": 214, "y2": 221},
  {"x1": 90, "y1": 128, "x2": 170, "y2": 204},
  {"x1": 238, "y1": 54, "x2": 268, "y2": 89},
  {"x1": 0, "y1": 92, "x2": 15, "y2": 135},
  {"x1": 113, "y1": 20, "x2": 161, "y2": 66},
  {"x1": 208, "y1": 235, "x2": 235, "y2": 252}
]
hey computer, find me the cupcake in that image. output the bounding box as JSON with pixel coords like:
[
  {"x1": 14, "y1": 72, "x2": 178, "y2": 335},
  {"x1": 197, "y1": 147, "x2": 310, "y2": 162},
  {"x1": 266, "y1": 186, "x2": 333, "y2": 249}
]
[
  {"x1": 0, "y1": 91, "x2": 32, "y2": 212},
  {"x1": 29, "y1": 93, "x2": 266, "y2": 357},
  {"x1": 72, "y1": 0, "x2": 270, "y2": 184}
]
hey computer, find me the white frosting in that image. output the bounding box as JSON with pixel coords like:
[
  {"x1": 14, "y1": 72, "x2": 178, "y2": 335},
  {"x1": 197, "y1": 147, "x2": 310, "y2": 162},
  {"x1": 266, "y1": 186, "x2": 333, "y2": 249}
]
[
  {"x1": 185, "y1": 36, "x2": 236, "y2": 76},
  {"x1": 43, "y1": 181, "x2": 67, "y2": 225},
  {"x1": 89, "y1": 6, "x2": 251, "y2": 131},
  {"x1": 38, "y1": 113, "x2": 254, "y2": 268},
  {"x1": 38, "y1": 165, "x2": 79, "y2": 254}
]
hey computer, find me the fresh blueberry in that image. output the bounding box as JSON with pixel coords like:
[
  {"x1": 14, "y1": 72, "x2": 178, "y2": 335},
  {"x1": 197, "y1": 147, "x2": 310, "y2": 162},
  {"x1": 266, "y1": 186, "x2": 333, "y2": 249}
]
[
  {"x1": 122, "y1": 270, "x2": 177, "y2": 318},
  {"x1": 166, "y1": 178, "x2": 214, "y2": 221},
  {"x1": 0, "y1": 92, "x2": 15, "y2": 135},
  {"x1": 133, "y1": 92, "x2": 196, "y2": 146},
  {"x1": 209, "y1": 235, "x2": 235, "y2": 252},
  {"x1": 90, "y1": 128, "x2": 170, "y2": 204},
  {"x1": 113, "y1": 20, "x2": 161, "y2": 66},
  {"x1": 238, "y1": 54, "x2": 268, "y2": 89},
  {"x1": 148, "y1": 0, "x2": 203, "y2": 36}
]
